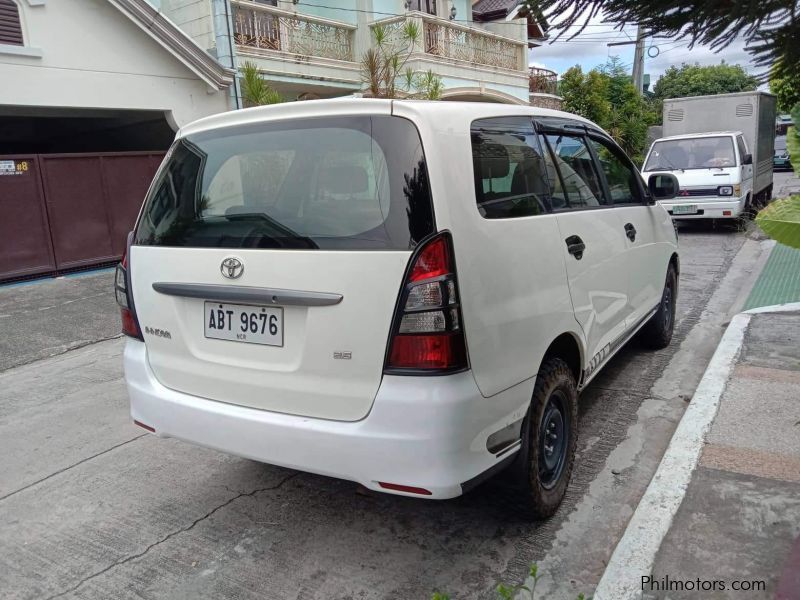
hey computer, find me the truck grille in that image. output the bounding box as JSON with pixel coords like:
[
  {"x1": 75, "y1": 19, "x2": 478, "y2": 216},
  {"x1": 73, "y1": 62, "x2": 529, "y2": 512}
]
[{"x1": 678, "y1": 188, "x2": 719, "y2": 197}]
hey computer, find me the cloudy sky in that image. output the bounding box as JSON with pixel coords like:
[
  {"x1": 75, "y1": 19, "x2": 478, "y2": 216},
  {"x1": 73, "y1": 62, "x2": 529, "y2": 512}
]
[{"x1": 528, "y1": 14, "x2": 762, "y2": 88}]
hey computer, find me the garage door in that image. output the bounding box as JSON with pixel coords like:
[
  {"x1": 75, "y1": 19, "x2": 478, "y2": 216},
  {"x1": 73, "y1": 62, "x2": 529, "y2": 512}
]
[
  {"x1": 0, "y1": 156, "x2": 56, "y2": 280},
  {"x1": 0, "y1": 152, "x2": 164, "y2": 282}
]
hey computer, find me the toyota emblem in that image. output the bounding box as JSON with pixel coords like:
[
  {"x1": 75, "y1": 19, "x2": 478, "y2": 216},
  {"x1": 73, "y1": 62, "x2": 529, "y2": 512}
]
[{"x1": 220, "y1": 257, "x2": 244, "y2": 279}]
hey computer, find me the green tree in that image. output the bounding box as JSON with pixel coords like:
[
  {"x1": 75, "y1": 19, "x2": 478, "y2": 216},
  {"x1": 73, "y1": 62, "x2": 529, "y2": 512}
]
[
  {"x1": 770, "y1": 67, "x2": 800, "y2": 113},
  {"x1": 526, "y1": 0, "x2": 799, "y2": 81},
  {"x1": 361, "y1": 21, "x2": 443, "y2": 100},
  {"x1": 240, "y1": 61, "x2": 283, "y2": 106},
  {"x1": 652, "y1": 63, "x2": 759, "y2": 100},
  {"x1": 558, "y1": 66, "x2": 611, "y2": 126},
  {"x1": 558, "y1": 58, "x2": 659, "y2": 163}
]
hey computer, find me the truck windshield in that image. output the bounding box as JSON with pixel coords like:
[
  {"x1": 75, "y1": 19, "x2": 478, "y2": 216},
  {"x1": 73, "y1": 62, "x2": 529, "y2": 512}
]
[{"x1": 644, "y1": 136, "x2": 736, "y2": 171}]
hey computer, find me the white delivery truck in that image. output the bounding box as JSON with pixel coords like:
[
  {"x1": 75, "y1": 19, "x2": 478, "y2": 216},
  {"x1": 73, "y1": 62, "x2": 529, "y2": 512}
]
[{"x1": 642, "y1": 91, "x2": 776, "y2": 219}]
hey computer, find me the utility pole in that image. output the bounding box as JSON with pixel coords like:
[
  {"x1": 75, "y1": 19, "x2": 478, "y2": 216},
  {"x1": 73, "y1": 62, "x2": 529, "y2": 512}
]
[
  {"x1": 607, "y1": 24, "x2": 646, "y2": 95},
  {"x1": 631, "y1": 24, "x2": 645, "y2": 95}
]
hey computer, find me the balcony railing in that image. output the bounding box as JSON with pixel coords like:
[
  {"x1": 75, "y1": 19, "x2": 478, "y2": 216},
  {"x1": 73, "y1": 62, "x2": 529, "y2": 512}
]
[
  {"x1": 371, "y1": 12, "x2": 526, "y2": 72},
  {"x1": 529, "y1": 67, "x2": 558, "y2": 95},
  {"x1": 232, "y1": 0, "x2": 356, "y2": 63}
]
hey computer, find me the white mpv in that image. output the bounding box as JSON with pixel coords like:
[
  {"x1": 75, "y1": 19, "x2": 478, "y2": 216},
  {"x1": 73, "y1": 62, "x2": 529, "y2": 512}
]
[{"x1": 117, "y1": 100, "x2": 680, "y2": 517}]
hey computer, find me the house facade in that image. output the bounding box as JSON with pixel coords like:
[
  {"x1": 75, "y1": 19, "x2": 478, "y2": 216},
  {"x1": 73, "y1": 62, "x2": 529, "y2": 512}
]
[
  {"x1": 151, "y1": 0, "x2": 550, "y2": 107},
  {"x1": 0, "y1": 0, "x2": 235, "y2": 281}
]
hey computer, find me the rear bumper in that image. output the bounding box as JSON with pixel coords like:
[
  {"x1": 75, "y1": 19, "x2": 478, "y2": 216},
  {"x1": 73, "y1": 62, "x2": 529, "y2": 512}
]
[
  {"x1": 124, "y1": 340, "x2": 530, "y2": 499},
  {"x1": 659, "y1": 196, "x2": 747, "y2": 220}
]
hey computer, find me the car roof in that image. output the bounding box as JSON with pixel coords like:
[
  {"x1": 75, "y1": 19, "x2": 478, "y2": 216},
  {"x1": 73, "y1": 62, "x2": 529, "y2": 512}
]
[
  {"x1": 177, "y1": 98, "x2": 601, "y2": 139},
  {"x1": 655, "y1": 131, "x2": 742, "y2": 142}
]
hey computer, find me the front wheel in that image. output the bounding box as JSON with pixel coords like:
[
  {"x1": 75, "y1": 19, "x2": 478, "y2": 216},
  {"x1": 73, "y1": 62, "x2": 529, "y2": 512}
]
[
  {"x1": 640, "y1": 264, "x2": 677, "y2": 349},
  {"x1": 508, "y1": 358, "x2": 578, "y2": 519}
]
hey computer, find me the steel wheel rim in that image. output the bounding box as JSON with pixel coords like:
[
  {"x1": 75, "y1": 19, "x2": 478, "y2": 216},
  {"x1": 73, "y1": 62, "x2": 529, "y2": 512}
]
[{"x1": 538, "y1": 390, "x2": 568, "y2": 490}]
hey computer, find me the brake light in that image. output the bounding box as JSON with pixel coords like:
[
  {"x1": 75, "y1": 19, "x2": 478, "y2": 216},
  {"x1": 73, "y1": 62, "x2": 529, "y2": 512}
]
[
  {"x1": 385, "y1": 232, "x2": 468, "y2": 373},
  {"x1": 116, "y1": 251, "x2": 143, "y2": 340}
]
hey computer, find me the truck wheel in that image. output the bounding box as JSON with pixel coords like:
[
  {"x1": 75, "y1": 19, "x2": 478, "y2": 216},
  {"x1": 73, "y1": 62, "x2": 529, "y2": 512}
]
[
  {"x1": 744, "y1": 194, "x2": 754, "y2": 219},
  {"x1": 508, "y1": 358, "x2": 578, "y2": 519},
  {"x1": 641, "y1": 265, "x2": 677, "y2": 349}
]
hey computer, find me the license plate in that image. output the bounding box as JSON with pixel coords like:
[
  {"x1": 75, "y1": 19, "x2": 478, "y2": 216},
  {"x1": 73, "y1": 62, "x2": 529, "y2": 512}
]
[
  {"x1": 204, "y1": 302, "x2": 283, "y2": 346},
  {"x1": 672, "y1": 204, "x2": 698, "y2": 215}
]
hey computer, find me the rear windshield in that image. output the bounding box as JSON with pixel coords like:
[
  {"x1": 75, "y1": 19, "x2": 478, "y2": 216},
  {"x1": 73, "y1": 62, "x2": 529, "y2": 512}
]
[
  {"x1": 134, "y1": 116, "x2": 434, "y2": 250},
  {"x1": 644, "y1": 136, "x2": 736, "y2": 171}
]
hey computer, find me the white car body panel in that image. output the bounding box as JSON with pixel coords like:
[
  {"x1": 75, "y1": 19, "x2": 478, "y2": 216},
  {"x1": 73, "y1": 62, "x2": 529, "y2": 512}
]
[
  {"x1": 131, "y1": 246, "x2": 410, "y2": 421},
  {"x1": 614, "y1": 204, "x2": 676, "y2": 327},
  {"x1": 123, "y1": 99, "x2": 679, "y2": 497},
  {"x1": 554, "y1": 209, "x2": 630, "y2": 367},
  {"x1": 125, "y1": 339, "x2": 533, "y2": 499}
]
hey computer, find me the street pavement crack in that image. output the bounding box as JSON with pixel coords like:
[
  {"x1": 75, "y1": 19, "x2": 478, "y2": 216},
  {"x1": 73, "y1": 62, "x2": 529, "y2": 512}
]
[
  {"x1": 0, "y1": 333, "x2": 124, "y2": 374},
  {"x1": 0, "y1": 434, "x2": 148, "y2": 502},
  {"x1": 42, "y1": 471, "x2": 301, "y2": 600}
]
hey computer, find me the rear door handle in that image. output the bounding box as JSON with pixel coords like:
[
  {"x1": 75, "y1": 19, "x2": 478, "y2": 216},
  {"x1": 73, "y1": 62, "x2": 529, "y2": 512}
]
[
  {"x1": 565, "y1": 235, "x2": 585, "y2": 260},
  {"x1": 624, "y1": 223, "x2": 637, "y2": 242}
]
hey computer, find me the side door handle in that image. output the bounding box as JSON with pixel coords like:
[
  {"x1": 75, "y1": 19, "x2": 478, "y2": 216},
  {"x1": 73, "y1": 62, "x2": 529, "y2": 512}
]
[
  {"x1": 565, "y1": 235, "x2": 585, "y2": 260},
  {"x1": 624, "y1": 223, "x2": 637, "y2": 242}
]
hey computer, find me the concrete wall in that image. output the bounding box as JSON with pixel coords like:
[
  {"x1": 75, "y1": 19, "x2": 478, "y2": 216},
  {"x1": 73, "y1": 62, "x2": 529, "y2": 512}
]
[
  {"x1": 160, "y1": 0, "x2": 215, "y2": 53},
  {"x1": 0, "y1": 0, "x2": 229, "y2": 128}
]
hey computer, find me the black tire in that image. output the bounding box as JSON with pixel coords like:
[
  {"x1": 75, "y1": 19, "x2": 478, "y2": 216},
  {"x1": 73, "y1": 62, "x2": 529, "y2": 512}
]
[
  {"x1": 640, "y1": 264, "x2": 677, "y2": 349},
  {"x1": 507, "y1": 358, "x2": 578, "y2": 519}
]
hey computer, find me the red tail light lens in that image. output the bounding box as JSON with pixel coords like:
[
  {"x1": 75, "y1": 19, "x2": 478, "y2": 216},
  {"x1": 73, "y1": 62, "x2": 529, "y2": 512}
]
[
  {"x1": 121, "y1": 306, "x2": 141, "y2": 339},
  {"x1": 385, "y1": 232, "x2": 468, "y2": 373},
  {"x1": 409, "y1": 236, "x2": 449, "y2": 282},
  {"x1": 388, "y1": 333, "x2": 466, "y2": 369},
  {"x1": 116, "y1": 251, "x2": 143, "y2": 340}
]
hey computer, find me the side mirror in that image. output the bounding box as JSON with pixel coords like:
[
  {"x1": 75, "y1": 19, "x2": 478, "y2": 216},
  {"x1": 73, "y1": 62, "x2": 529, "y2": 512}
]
[
  {"x1": 648, "y1": 173, "x2": 679, "y2": 200},
  {"x1": 742, "y1": 153, "x2": 753, "y2": 165}
]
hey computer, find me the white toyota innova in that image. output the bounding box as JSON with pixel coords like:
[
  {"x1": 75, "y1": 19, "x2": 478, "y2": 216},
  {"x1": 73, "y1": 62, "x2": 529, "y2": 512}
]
[{"x1": 117, "y1": 100, "x2": 680, "y2": 517}]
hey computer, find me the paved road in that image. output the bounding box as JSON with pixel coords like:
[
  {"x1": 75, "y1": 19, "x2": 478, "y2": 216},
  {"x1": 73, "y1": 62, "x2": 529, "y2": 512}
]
[{"x1": 0, "y1": 223, "x2": 767, "y2": 599}]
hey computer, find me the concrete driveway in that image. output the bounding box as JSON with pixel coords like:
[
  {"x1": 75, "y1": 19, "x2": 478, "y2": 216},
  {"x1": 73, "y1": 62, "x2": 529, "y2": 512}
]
[{"x1": 0, "y1": 222, "x2": 768, "y2": 599}]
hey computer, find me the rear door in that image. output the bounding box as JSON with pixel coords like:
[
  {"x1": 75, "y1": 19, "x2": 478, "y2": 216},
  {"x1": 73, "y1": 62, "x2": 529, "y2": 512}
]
[
  {"x1": 586, "y1": 135, "x2": 666, "y2": 327},
  {"x1": 129, "y1": 114, "x2": 435, "y2": 422},
  {"x1": 540, "y1": 128, "x2": 631, "y2": 371}
]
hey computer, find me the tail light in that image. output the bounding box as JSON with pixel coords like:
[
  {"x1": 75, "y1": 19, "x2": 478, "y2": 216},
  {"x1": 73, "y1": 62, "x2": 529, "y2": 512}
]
[
  {"x1": 115, "y1": 251, "x2": 143, "y2": 340},
  {"x1": 384, "y1": 232, "x2": 468, "y2": 373}
]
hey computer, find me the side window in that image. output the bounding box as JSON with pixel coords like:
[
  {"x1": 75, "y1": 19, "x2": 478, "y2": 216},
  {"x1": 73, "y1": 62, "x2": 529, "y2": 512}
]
[
  {"x1": 471, "y1": 117, "x2": 552, "y2": 219},
  {"x1": 544, "y1": 134, "x2": 604, "y2": 209},
  {"x1": 736, "y1": 135, "x2": 748, "y2": 161},
  {"x1": 588, "y1": 137, "x2": 644, "y2": 205}
]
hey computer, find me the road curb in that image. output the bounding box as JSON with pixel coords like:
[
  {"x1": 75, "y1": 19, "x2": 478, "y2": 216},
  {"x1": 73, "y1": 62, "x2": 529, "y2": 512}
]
[{"x1": 592, "y1": 301, "x2": 800, "y2": 599}]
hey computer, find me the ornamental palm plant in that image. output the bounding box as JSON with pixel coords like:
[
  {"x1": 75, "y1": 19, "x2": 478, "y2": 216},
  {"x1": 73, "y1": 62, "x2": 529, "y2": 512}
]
[
  {"x1": 240, "y1": 61, "x2": 283, "y2": 107},
  {"x1": 361, "y1": 21, "x2": 443, "y2": 100}
]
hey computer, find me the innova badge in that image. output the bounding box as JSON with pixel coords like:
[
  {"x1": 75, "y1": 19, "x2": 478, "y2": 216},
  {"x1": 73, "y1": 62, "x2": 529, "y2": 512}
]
[{"x1": 220, "y1": 257, "x2": 244, "y2": 279}]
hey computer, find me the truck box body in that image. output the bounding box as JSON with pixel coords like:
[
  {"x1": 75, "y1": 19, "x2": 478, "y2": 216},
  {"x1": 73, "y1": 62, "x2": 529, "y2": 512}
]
[{"x1": 662, "y1": 91, "x2": 777, "y2": 197}]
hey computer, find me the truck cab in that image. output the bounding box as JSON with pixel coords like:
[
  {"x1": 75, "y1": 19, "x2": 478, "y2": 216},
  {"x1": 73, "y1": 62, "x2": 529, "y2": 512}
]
[{"x1": 642, "y1": 131, "x2": 753, "y2": 219}]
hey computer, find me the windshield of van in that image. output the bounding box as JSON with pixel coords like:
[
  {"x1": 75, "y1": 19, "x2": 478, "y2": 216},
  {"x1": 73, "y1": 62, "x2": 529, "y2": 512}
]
[
  {"x1": 134, "y1": 116, "x2": 434, "y2": 250},
  {"x1": 643, "y1": 136, "x2": 736, "y2": 171}
]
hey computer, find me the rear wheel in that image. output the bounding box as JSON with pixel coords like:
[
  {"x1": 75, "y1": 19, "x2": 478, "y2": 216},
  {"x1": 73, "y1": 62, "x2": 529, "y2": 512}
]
[
  {"x1": 641, "y1": 264, "x2": 677, "y2": 349},
  {"x1": 508, "y1": 358, "x2": 578, "y2": 519}
]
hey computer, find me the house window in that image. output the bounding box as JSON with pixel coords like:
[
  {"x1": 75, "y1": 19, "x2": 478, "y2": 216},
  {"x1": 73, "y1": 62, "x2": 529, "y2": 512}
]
[
  {"x1": 0, "y1": 0, "x2": 23, "y2": 46},
  {"x1": 407, "y1": 0, "x2": 436, "y2": 15}
]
